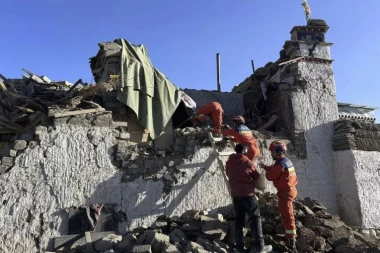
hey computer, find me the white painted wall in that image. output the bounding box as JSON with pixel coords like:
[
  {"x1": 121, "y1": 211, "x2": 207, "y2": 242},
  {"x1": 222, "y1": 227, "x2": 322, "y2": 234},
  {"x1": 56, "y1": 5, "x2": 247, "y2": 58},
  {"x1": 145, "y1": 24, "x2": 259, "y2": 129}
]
[
  {"x1": 0, "y1": 124, "x2": 235, "y2": 253},
  {"x1": 5, "y1": 120, "x2": 380, "y2": 253},
  {"x1": 283, "y1": 61, "x2": 340, "y2": 214},
  {"x1": 334, "y1": 150, "x2": 380, "y2": 228}
]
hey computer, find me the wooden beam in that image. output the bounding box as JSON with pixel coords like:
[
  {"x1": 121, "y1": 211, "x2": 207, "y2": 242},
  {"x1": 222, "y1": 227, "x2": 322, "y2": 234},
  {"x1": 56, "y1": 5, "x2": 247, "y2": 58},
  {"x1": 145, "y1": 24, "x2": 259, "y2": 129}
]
[
  {"x1": 51, "y1": 108, "x2": 105, "y2": 118},
  {"x1": 0, "y1": 73, "x2": 16, "y2": 91},
  {"x1": 84, "y1": 231, "x2": 94, "y2": 252},
  {"x1": 23, "y1": 113, "x2": 46, "y2": 132},
  {"x1": 65, "y1": 79, "x2": 83, "y2": 95},
  {"x1": 218, "y1": 151, "x2": 235, "y2": 156},
  {"x1": 0, "y1": 116, "x2": 24, "y2": 131},
  {"x1": 0, "y1": 128, "x2": 20, "y2": 134},
  {"x1": 278, "y1": 56, "x2": 305, "y2": 66},
  {"x1": 0, "y1": 80, "x2": 16, "y2": 106}
]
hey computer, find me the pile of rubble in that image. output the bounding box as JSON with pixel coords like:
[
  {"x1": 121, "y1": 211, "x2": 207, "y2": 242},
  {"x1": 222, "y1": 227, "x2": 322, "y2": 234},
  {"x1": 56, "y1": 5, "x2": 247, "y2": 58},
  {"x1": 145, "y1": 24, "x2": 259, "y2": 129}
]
[
  {"x1": 55, "y1": 193, "x2": 380, "y2": 253},
  {"x1": 0, "y1": 70, "x2": 115, "y2": 140}
]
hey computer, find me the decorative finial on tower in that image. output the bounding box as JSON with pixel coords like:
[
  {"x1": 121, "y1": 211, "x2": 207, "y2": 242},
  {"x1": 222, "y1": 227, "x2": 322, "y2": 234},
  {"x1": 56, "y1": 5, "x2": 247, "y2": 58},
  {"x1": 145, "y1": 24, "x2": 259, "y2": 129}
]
[{"x1": 301, "y1": 0, "x2": 312, "y2": 24}]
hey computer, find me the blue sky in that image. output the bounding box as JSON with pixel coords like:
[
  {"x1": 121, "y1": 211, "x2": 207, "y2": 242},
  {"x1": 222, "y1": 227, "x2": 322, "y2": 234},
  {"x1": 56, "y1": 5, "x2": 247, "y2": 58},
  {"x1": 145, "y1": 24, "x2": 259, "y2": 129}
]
[{"x1": 1, "y1": 0, "x2": 379, "y2": 118}]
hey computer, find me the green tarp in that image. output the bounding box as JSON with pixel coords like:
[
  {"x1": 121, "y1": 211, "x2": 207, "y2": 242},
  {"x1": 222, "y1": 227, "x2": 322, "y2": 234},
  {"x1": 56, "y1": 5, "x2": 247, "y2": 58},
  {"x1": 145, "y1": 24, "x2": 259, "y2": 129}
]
[{"x1": 114, "y1": 39, "x2": 183, "y2": 139}]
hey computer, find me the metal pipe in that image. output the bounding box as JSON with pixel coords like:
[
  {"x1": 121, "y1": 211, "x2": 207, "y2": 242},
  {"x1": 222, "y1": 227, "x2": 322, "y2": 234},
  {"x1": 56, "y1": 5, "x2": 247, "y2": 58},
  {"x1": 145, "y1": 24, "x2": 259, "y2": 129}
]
[
  {"x1": 216, "y1": 53, "x2": 221, "y2": 92},
  {"x1": 251, "y1": 60, "x2": 255, "y2": 74}
]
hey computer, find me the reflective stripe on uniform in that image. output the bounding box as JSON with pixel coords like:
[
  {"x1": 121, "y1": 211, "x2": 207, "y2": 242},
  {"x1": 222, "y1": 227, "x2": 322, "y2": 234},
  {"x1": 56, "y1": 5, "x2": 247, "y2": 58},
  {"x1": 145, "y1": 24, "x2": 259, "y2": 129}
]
[
  {"x1": 238, "y1": 131, "x2": 252, "y2": 135},
  {"x1": 285, "y1": 229, "x2": 297, "y2": 235},
  {"x1": 287, "y1": 167, "x2": 295, "y2": 172}
]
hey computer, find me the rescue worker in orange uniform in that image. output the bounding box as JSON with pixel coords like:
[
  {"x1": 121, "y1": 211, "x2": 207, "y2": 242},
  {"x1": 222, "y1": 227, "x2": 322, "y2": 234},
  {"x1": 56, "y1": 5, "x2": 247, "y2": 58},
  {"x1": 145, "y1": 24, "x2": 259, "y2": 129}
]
[
  {"x1": 221, "y1": 116, "x2": 260, "y2": 161},
  {"x1": 263, "y1": 140, "x2": 298, "y2": 252},
  {"x1": 193, "y1": 102, "x2": 224, "y2": 134}
]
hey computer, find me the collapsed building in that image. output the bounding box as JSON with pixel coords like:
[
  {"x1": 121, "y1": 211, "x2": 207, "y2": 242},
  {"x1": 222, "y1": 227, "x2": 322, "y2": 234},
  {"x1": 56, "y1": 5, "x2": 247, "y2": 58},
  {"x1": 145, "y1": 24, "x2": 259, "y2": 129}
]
[{"x1": 0, "y1": 17, "x2": 379, "y2": 253}]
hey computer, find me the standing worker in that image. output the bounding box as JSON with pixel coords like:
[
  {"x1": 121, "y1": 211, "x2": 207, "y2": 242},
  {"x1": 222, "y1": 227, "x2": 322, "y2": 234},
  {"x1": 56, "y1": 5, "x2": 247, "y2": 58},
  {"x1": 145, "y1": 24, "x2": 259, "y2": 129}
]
[
  {"x1": 222, "y1": 116, "x2": 260, "y2": 161},
  {"x1": 193, "y1": 102, "x2": 224, "y2": 134},
  {"x1": 226, "y1": 144, "x2": 273, "y2": 253},
  {"x1": 263, "y1": 141, "x2": 298, "y2": 252}
]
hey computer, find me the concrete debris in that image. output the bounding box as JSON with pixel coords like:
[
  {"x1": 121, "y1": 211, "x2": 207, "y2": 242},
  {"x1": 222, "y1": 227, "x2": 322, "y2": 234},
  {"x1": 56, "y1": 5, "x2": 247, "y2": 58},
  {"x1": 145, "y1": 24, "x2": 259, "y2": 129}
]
[
  {"x1": 50, "y1": 193, "x2": 380, "y2": 253},
  {"x1": 93, "y1": 234, "x2": 122, "y2": 252},
  {"x1": 132, "y1": 245, "x2": 152, "y2": 253}
]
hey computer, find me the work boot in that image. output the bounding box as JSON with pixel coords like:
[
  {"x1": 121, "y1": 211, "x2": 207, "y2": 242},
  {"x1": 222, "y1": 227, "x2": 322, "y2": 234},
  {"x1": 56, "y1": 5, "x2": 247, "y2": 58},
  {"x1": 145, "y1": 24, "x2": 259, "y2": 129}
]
[
  {"x1": 287, "y1": 238, "x2": 298, "y2": 253},
  {"x1": 249, "y1": 245, "x2": 273, "y2": 253}
]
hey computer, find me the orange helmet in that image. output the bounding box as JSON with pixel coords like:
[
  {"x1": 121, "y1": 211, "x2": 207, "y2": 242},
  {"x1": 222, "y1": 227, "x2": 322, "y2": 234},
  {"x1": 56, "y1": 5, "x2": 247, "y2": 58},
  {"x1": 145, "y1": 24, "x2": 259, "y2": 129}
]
[
  {"x1": 269, "y1": 140, "x2": 287, "y2": 153},
  {"x1": 232, "y1": 115, "x2": 245, "y2": 124}
]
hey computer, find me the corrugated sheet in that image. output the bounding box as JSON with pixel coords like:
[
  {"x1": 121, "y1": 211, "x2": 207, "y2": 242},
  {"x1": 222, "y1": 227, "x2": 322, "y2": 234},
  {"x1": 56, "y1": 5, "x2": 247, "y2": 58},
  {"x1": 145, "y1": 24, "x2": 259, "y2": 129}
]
[
  {"x1": 183, "y1": 89, "x2": 245, "y2": 118},
  {"x1": 338, "y1": 103, "x2": 376, "y2": 121}
]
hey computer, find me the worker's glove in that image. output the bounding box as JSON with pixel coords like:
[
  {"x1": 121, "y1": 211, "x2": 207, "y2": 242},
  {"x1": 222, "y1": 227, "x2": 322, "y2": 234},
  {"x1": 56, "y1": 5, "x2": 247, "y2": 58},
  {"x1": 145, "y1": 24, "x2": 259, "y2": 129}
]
[{"x1": 222, "y1": 124, "x2": 231, "y2": 130}]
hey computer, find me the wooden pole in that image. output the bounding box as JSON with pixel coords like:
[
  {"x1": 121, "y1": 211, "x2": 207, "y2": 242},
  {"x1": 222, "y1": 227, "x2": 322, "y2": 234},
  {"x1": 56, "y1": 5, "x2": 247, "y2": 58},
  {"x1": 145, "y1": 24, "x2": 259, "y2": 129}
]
[
  {"x1": 251, "y1": 60, "x2": 255, "y2": 74},
  {"x1": 216, "y1": 53, "x2": 221, "y2": 92}
]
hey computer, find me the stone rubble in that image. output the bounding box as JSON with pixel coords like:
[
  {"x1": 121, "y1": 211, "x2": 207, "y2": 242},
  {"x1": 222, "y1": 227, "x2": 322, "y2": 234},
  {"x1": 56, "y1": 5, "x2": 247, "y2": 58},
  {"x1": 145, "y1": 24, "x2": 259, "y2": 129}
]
[
  {"x1": 55, "y1": 193, "x2": 380, "y2": 253},
  {"x1": 0, "y1": 68, "x2": 116, "y2": 143}
]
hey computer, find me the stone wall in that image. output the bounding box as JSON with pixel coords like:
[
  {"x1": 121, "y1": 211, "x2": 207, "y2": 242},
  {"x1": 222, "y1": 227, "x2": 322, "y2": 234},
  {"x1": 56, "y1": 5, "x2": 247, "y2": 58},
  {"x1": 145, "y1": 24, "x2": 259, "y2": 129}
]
[
  {"x1": 0, "y1": 112, "x2": 314, "y2": 253},
  {"x1": 0, "y1": 122, "x2": 231, "y2": 253},
  {"x1": 334, "y1": 150, "x2": 380, "y2": 229},
  {"x1": 0, "y1": 107, "x2": 354, "y2": 252},
  {"x1": 278, "y1": 61, "x2": 339, "y2": 214}
]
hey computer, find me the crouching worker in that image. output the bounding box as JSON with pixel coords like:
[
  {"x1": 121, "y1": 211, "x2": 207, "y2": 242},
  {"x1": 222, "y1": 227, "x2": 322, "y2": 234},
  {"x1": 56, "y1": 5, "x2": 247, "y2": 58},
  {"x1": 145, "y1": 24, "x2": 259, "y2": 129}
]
[
  {"x1": 264, "y1": 141, "x2": 298, "y2": 252},
  {"x1": 222, "y1": 115, "x2": 260, "y2": 161},
  {"x1": 192, "y1": 101, "x2": 224, "y2": 135},
  {"x1": 226, "y1": 144, "x2": 273, "y2": 253}
]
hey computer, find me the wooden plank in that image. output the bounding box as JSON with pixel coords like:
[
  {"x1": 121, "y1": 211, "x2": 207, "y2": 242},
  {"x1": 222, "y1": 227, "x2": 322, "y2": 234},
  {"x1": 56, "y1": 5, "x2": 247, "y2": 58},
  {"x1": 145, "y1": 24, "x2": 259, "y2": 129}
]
[
  {"x1": 218, "y1": 151, "x2": 235, "y2": 156},
  {"x1": 22, "y1": 113, "x2": 46, "y2": 133},
  {"x1": 0, "y1": 80, "x2": 16, "y2": 106},
  {"x1": 65, "y1": 79, "x2": 83, "y2": 95},
  {"x1": 0, "y1": 116, "x2": 24, "y2": 131},
  {"x1": 0, "y1": 73, "x2": 16, "y2": 91},
  {"x1": 21, "y1": 68, "x2": 37, "y2": 77},
  {"x1": 278, "y1": 56, "x2": 305, "y2": 66},
  {"x1": 0, "y1": 99, "x2": 13, "y2": 112},
  {"x1": 51, "y1": 108, "x2": 105, "y2": 118},
  {"x1": 0, "y1": 127, "x2": 20, "y2": 134},
  {"x1": 84, "y1": 231, "x2": 93, "y2": 251},
  {"x1": 16, "y1": 106, "x2": 35, "y2": 113}
]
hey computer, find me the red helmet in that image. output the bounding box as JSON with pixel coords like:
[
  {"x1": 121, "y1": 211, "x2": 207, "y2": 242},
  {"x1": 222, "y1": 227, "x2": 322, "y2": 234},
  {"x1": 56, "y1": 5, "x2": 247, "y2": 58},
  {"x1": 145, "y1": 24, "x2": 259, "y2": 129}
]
[
  {"x1": 269, "y1": 140, "x2": 287, "y2": 153},
  {"x1": 232, "y1": 115, "x2": 245, "y2": 124}
]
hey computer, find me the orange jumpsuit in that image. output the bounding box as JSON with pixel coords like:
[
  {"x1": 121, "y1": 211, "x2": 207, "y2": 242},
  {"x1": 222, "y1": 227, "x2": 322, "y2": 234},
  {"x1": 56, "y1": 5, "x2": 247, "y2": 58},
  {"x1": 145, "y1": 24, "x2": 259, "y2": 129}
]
[
  {"x1": 194, "y1": 102, "x2": 223, "y2": 133},
  {"x1": 265, "y1": 156, "x2": 298, "y2": 238},
  {"x1": 221, "y1": 124, "x2": 260, "y2": 161}
]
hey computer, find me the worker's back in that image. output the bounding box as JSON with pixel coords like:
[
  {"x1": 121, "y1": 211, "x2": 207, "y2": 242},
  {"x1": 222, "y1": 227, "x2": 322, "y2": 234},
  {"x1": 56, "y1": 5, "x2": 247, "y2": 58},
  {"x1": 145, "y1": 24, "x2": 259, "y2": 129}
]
[{"x1": 226, "y1": 153, "x2": 259, "y2": 197}]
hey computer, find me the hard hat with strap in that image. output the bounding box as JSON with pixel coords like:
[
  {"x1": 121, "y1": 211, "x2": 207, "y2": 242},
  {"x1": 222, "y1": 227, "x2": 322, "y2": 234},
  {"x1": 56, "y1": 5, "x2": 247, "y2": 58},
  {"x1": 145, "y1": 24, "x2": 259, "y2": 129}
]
[
  {"x1": 232, "y1": 115, "x2": 245, "y2": 124},
  {"x1": 269, "y1": 140, "x2": 287, "y2": 153}
]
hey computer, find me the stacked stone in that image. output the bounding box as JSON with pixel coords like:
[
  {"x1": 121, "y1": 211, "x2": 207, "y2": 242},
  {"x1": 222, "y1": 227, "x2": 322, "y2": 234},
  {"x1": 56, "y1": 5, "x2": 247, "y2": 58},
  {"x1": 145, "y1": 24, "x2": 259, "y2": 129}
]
[
  {"x1": 173, "y1": 127, "x2": 209, "y2": 157},
  {"x1": 112, "y1": 127, "x2": 219, "y2": 185},
  {"x1": 61, "y1": 194, "x2": 380, "y2": 253},
  {"x1": 333, "y1": 120, "x2": 380, "y2": 152}
]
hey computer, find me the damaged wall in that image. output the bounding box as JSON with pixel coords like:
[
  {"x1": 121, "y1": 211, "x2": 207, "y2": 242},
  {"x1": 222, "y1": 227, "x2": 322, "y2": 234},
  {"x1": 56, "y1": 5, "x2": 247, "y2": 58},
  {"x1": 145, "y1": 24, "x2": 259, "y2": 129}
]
[
  {"x1": 275, "y1": 23, "x2": 339, "y2": 214},
  {"x1": 0, "y1": 117, "x2": 278, "y2": 253},
  {"x1": 0, "y1": 122, "x2": 228, "y2": 252}
]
